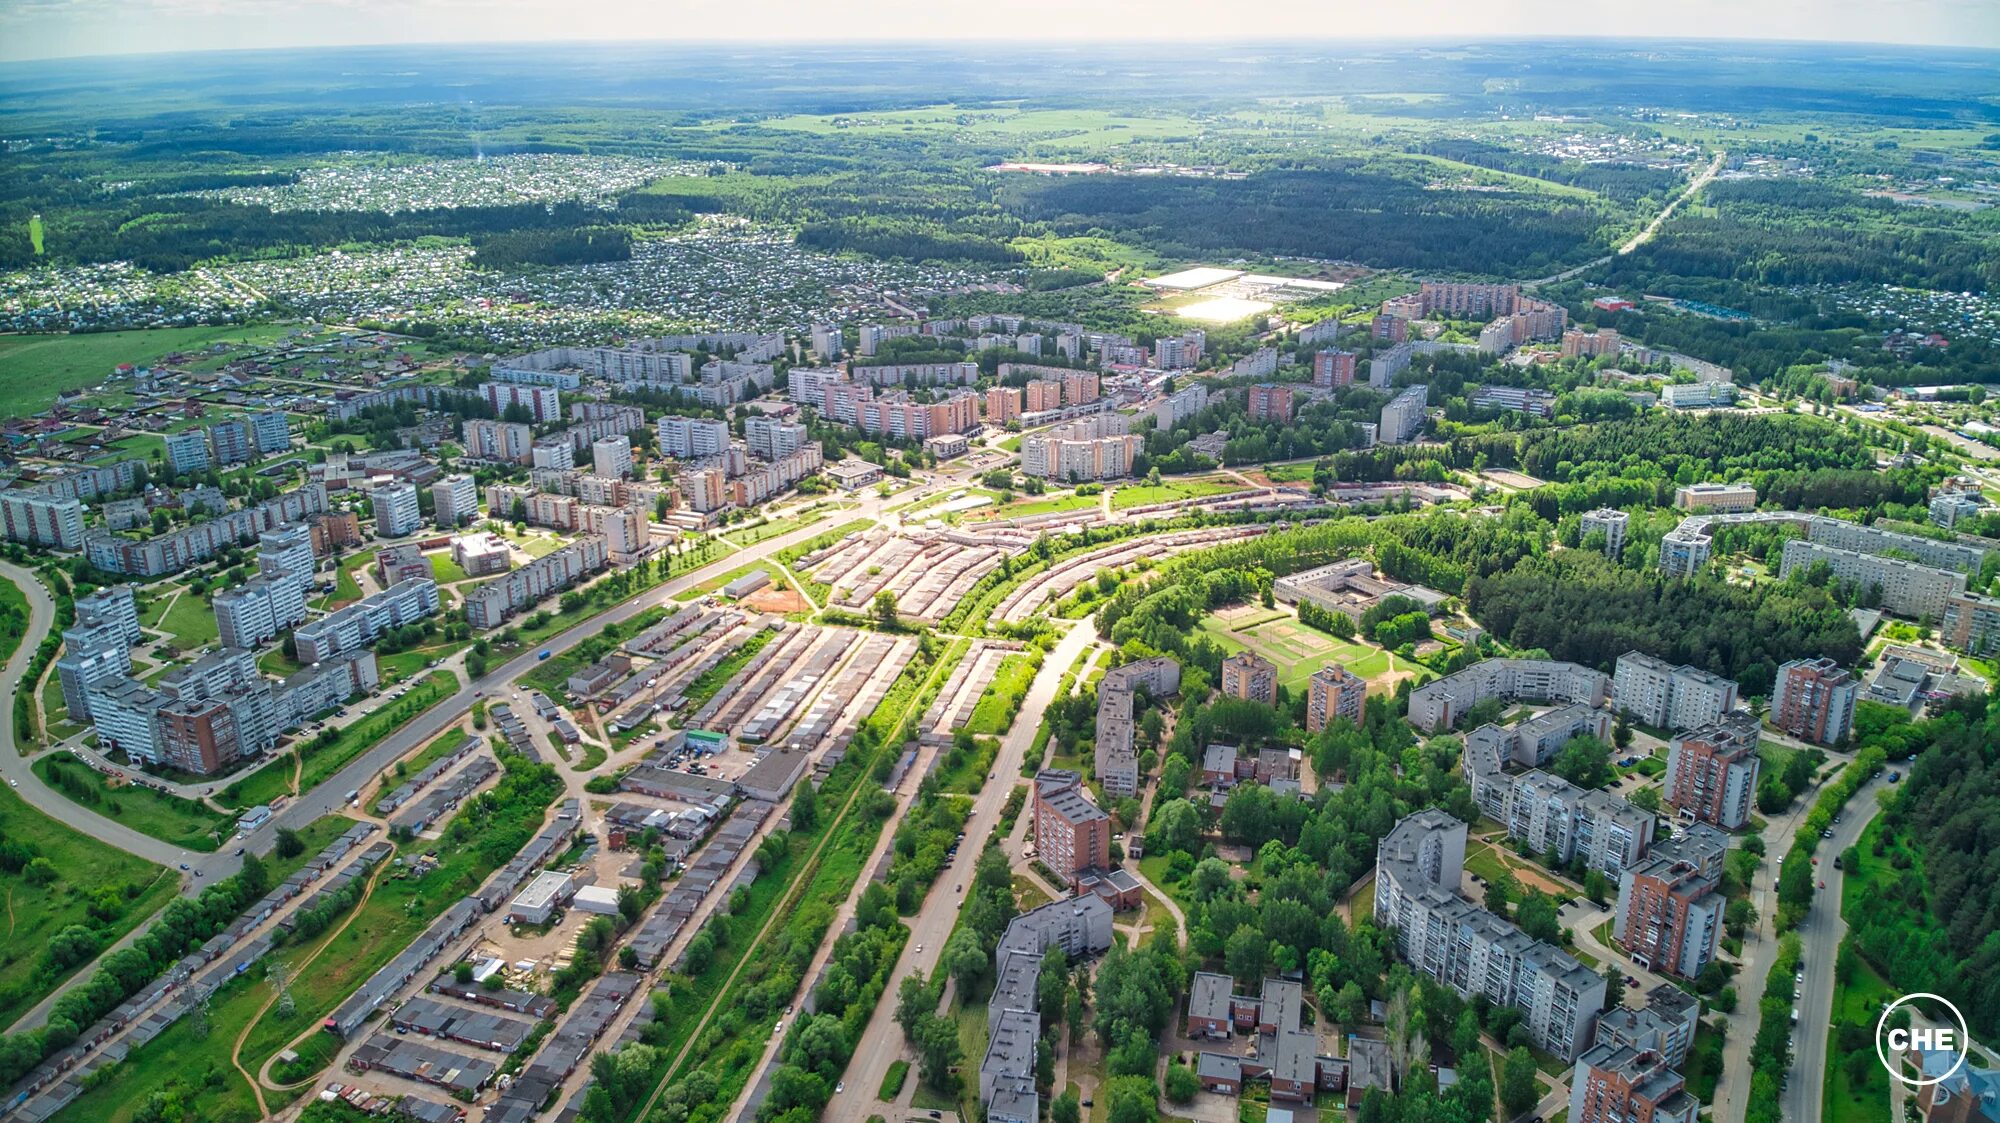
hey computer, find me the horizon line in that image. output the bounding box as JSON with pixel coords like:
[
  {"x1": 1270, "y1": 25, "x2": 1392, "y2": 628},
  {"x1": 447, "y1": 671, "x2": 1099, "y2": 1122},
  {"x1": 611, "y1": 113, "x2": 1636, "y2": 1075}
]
[{"x1": 6, "y1": 30, "x2": 1999, "y2": 68}]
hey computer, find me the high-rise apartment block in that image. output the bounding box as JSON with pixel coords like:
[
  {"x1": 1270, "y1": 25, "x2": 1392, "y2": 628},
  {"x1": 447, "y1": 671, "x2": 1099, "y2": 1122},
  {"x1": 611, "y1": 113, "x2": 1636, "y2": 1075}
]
[
  {"x1": 1580, "y1": 508, "x2": 1629, "y2": 558},
  {"x1": 1380, "y1": 385, "x2": 1429, "y2": 444},
  {"x1": 1220, "y1": 651, "x2": 1279, "y2": 705},
  {"x1": 1306, "y1": 664, "x2": 1366, "y2": 733},
  {"x1": 1246, "y1": 384, "x2": 1294, "y2": 423},
  {"x1": 1374, "y1": 810, "x2": 1604, "y2": 1061},
  {"x1": 207, "y1": 419, "x2": 251, "y2": 466},
  {"x1": 1312, "y1": 350, "x2": 1357, "y2": 389},
  {"x1": 250, "y1": 410, "x2": 291, "y2": 454},
  {"x1": 1663, "y1": 715, "x2": 1761, "y2": 829},
  {"x1": 165, "y1": 429, "x2": 210, "y2": 475},
  {"x1": 1612, "y1": 651, "x2": 1740, "y2": 732},
  {"x1": 481, "y1": 381, "x2": 562, "y2": 423},
  {"x1": 657, "y1": 415, "x2": 731, "y2": 460},
  {"x1": 432, "y1": 474, "x2": 478, "y2": 528},
  {"x1": 462, "y1": 419, "x2": 534, "y2": 464},
  {"x1": 1614, "y1": 838, "x2": 1724, "y2": 980},
  {"x1": 1771, "y1": 657, "x2": 1859, "y2": 745},
  {"x1": 371, "y1": 481, "x2": 423, "y2": 539},
  {"x1": 1030, "y1": 769, "x2": 1111, "y2": 885},
  {"x1": 1568, "y1": 1042, "x2": 1698, "y2": 1123}
]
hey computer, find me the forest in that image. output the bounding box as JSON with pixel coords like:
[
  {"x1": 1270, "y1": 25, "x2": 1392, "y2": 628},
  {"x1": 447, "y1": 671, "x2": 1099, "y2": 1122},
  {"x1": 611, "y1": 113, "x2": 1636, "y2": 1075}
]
[
  {"x1": 998, "y1": 162, "x2": 1622, "y2": 276},
  {"x1": 1413, "y1": 139, "x2": 1684, "y2": 203},
  {"x1": 1841, "y1": 692, "x2": 2000, "y2": 1037}
]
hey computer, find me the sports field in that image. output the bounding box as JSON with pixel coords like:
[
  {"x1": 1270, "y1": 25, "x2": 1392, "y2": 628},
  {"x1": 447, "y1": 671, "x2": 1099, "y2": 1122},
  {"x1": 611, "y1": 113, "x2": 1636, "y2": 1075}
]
[{"x1": 1196, "y1": 604, "x2": 1403, "y2": 689}]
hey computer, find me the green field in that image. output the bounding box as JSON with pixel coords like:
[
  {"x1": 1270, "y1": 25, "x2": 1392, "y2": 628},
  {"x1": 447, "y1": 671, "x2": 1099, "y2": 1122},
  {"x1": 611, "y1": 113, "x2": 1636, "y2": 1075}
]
[
  {"x1": 1110, "y1": 476, "x2": 1251, "y2": 510},
  {"x1": 427, "y1": 553, "x2": 470, "y2": 584},
  {"x1": 26, "y1": 215, "x2": 44, "y2": 255},
  {"x1": 974, "y1": 491, "x2": 1099, "y2": 521},
  {"x1": 33, "y1": 754, "x2": 236, "y2": 851},
  {"x1": 0, "y1": 325, "x2": 295, "y2": 417},
  {"x1": 0, "y1": 779, "x2": 179, "y2": 1028},
  {"x1": 1195, "y1": 608, "x2": 1390, "y2": 689},
  {"x1": 966, "y1": 651, "x2": 1041, "y2": 735},
  {"x1": 158, "y1": 588, "x2": 220, "y2": 652}
]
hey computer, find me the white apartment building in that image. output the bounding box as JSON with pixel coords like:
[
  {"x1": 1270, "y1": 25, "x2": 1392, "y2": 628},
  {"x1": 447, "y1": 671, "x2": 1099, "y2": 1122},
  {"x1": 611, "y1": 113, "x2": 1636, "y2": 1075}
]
[
  {"x1": 745, "y1": 415, "x2": 809, "y2": 460},
  {"x1": 657, "y1": 415, "x2": 731, "y2": 460},
  {"x1": 1580, "y1": 508, "x2": 1630, "y2": 558},
  {"x1": 432, "y1": 474, "x2": 478, "y2": 528},
  {"x1": 371, "y1": 481, "x2": 423, "y2": 539},
  {"x1": 1380, "y1": 384, "x2": 1429, "y2": 444},
  {"x1": 1408, "y1": 659, "x2": 1611, "y2": 732},
  {"x1": 592, "y1": 435, "x2": 635, "y2": 480},
  {"x1": 1612, "y1": 651, "x2": 1740, "y2": 731}
]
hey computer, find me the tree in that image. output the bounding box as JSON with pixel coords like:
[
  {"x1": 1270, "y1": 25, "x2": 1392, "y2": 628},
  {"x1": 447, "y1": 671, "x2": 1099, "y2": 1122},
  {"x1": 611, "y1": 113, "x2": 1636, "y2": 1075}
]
[
  {"x1": 1553, "y1": 734, "x2": 1614, "y2": 790},
  {"x1": 1052, "y1": 1091, "x2": 1081, "y2": 1123},
  {"x1": 274, "y1": 827, "x2": 306, "y2": 859},
  {"x1": 1515, "y1": 893, "x2": 1561, "y2": 943},
  {"x1": 1500, "y1": 1047, "x2": 1539, "y2": 1114},
  {"x1": 896, "y1": 975, "x2": 937, "y2": 1044},
  {"x1": 1224, "y1": 924, "x2": 1268, "y2": 983},
  {"x1": 914, "y1": 1013, "x2": 961, "y2": 1091},
  {"x1": 944, "y1": 927, "x2": 986, "y2": 995},
  {"x1": 1164, "y1": 1063, "x2": 1199, "y2": 1104},
  {"x1": 1106, "y1": 1076, "x2": 1160, "y2": 1123},
  {"x1": 791, "y1": 781, "x2": 819, "y2": 831},
  {"x1": 1145, "y1": 799, "x2": 1201, "y2": 857},
  {"x1": 873, "y1": 589, "x2": 899, "y2": 628}
]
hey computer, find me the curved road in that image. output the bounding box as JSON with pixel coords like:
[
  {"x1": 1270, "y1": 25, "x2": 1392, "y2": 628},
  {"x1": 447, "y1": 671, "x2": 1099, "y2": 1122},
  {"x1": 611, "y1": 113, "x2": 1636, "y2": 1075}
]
[
  {"x1": 0, "y1": 558, "x2": 192, "y2": 865},
  {"x1": 1787, "y1": 775, "x2": 1891, "y2": 1123}
]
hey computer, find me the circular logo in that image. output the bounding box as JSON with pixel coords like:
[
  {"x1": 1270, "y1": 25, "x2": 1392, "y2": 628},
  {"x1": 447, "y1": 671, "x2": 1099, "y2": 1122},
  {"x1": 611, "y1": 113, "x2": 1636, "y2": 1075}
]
[{"x1": 1876, "y1": 992, "x2": 1971, "y2": 1088}]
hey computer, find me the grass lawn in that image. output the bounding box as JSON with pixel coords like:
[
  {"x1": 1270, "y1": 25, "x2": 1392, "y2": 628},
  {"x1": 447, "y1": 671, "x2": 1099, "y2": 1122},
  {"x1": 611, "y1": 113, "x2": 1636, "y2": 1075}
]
[
  {"x1": 1110, "y1": 476, "x2": 1247, "y2": 511},
  {"x1": 976, "y1": 492, "x2": 1098, "y2": 520},
  {"x1": 34, "y1": 753, "x2": 236, "y2": 851},
  {"x1": 1196, "y1": 610, "x2": 1386, "y2": 690},
  {"x1": 159, "y1": 588, "x2": 220, "y2": 652},
  {"x1": 1011, "y1": 873, "x2": 1055, "y2": 912},
  {"x1": 0, "y1": 324, "x2": 294, "y2": 417},
  {"x1": 725, "y1": 510, "x2": 830, "y2": 547},
  {"x1": 428, "y1": 553, "x2": 471, "y2": 585},
  {"x1": 1683, "y1": 1019, "x2": 1725, "y2": 1103},
  {"x1": 0, "y1": 781, "x2": 180, "y2": 1028},
  {"x1": 1822, "y1": 949, "x2": 1895, "y2": 1123},
  {"x1": 878, "y1": 1058, "x2": 910, "y2": 1101},
  {"x1": 966, "y1": 651, "x2": 1041, "y2": 736},
  {"x1": 674, "y1": 559, "x2": 785, "y2": 602}
]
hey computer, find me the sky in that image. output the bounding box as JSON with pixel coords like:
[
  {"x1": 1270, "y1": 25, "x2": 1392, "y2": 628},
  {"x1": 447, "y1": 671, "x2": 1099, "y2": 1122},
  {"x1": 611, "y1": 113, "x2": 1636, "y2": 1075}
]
[{"x1": 3, "y1": 0, "x2": 1998, "y2": 62}]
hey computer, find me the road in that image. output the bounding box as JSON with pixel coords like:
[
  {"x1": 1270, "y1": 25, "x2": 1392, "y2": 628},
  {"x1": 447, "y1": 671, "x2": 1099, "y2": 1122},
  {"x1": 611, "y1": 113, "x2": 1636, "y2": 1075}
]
[
  {"x1": 0, "y1": 487, "x2": 925, "y2": 1036},
  {"x1": 1525, "y1": 150, "x2": 1726, "y2": 286},
  {"x1": 819, "y1": 619, "x2": 1098, "y2": 1123},
  {"x1": 1708, "y1": 752, "x2": 1861, "y2": 1123},
  {"x1": 1786, "y1": 775, "x2": 1891, "y2": 1123},
  {"x1": 0, "y1": 558, "x2": 194, "y2": 866}
]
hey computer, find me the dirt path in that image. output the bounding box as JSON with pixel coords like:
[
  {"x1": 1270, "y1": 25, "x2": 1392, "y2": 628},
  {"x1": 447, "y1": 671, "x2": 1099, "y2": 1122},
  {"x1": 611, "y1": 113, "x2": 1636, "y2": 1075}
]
[{"x1": 234, "y1": 860, "x2": 390, "y2": 1109}]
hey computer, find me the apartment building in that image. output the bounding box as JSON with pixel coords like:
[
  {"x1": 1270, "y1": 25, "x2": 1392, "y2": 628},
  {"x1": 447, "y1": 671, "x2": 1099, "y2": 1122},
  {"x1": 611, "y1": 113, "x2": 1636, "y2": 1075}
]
[
  {"x1": 849, "y1": 360, "x2": 979, "y2": 387},
  {"x1": 370, "y1": 481, "x2": 422, "y2": 539},
  {"x1": 811, "y1": 322, "x2": 842, "y2": 359},
  {"x1": 1418, "y1": 281, "x2": 1520, "y2": 318},
  {"x1": 1379, "y1": 384, "x2": 1429, "y2": 445},
  {"x1": 855, "y1": 390, "x2": 979, "y2": 440},
  {"x1": 250, "y1": 410, "x2": 291, "y2": 454},
  {"x1": 1663, "y1": 715, "x2": 1761, "y2": 829},
  {"x1": 207, "y1": 419, "x2": 251, "y2": 466},
  {"x1": 1220, "y1": 651, "x2": 1279, "y2": 705},
  {"x1": 164, "y1": 429, "x2": 210, "y2": 475},
  {"x1": 481, "y1": 381, "x2": 562, "y2": 423},
  {"x1": 1505, "y1": 771, "x2": 1656, "y2": 877},
  {"x1": 1373, "y1": 810, "x2": 1604, "y2": 1061},
  {"x1": 462, "y1": 537, "x2": 609, "y2": 629},
  {"x1": 1021, "y1": 418, "x2": 1143, "y2": 482},
  {"x1": 1408, "y1": 658, "x2": 1611, "y2": 733},
  {"x1": 532, "y1": 438, "x2": 574, "y2": 471},
  {"x1": 1673, "y1": 482, "x2": 1757, "y2": 513},
  {"x1": 981, "y1": 897, "x2": 1115, "y2": 1123},
  {"x1": 1096, "y1": 657, "x2": 1181, "y2": 798},
  {"x1": 592, "y1": 435, "x2": 635, "y2": 480},
  {"x1": 1943, "y1": 591, "x2": 2000, "y2": 656},
  {"x1": 1595, "y1": 985, "x2": 1702, "y2": 1070},
  {"x1": 56, "y1": 617, "x2": 131, "y2": 722},
  {"x1": 1661, "y1": 382, "x2": 1736, "y2": 409},
  {"x1": 1561, "y1": 329, "x2": 1622, "y2": 359},
  {"x1": 1025, "y1": 379, "x2": 1062, "y2": 413},
  {"x1": 1771, "y1": 657, "x2": 1860, "y2": 745},
  {"x1": 657, "y1": 415, "x2": 731, "y2": 460},
  {"x1": 1305, "y1": 664, "x2": 1366, "y2": 733},
  {"x1": 1613, "y1": 651, "x2": 1740, "y2": 732},
  {"x1": 432, "y1": 474, "x2": 478, "y2": 528},
  {"x1": 1615, "y1": 848, "x2": 1724, "y2": 980},
  {"x1": 1246, "y1": 384, "x2": 1294, "y2": 423},
  {"x1": 1779, "y1": 539, "x2": 1967, "y2": 620},
  {"x1": 0, "y1": 492, "x2": 86, "y2": 550},
  {"x1": 84, "y1": 484, "x2": 330, "y2": 577},
  {"x1": 744, "y1": 416, "x2": 808, "y2": 460},
  {"x1": 462, "y1": 419, "x2": 534, "y2": 464},
  {"x1": 984, "y1": 387, "x2": 1023, "y2": 425},
  {"x1": 295, "y1": 578, "x2": 439, "y2": 664},
  {"x1": 1312, "y1": 349, "x2": 1358, "y2": 389},
  {"x1": 1568, "y1": 1043, "x2": 1698, "y2": 1123},
  {"x1": 1580, "y1": 508, "x2": 1630, "y2": 558},
  {"x1": 1030, "y1": 770, "x2": 1111, "y2": 885}
]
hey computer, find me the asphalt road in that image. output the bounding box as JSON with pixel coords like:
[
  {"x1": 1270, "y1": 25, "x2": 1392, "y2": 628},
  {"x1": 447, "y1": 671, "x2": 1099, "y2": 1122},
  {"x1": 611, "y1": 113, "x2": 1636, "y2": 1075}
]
[
  {"x1": 1786, "y1": 775, "x2": 1892, "y2": 1123},
  {"x1": 820, "y1": 619, "x2": 1098, "y2": 1123},
  {"x1": 0, "y1": 558, "x2": 195, "y2": 865}
]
